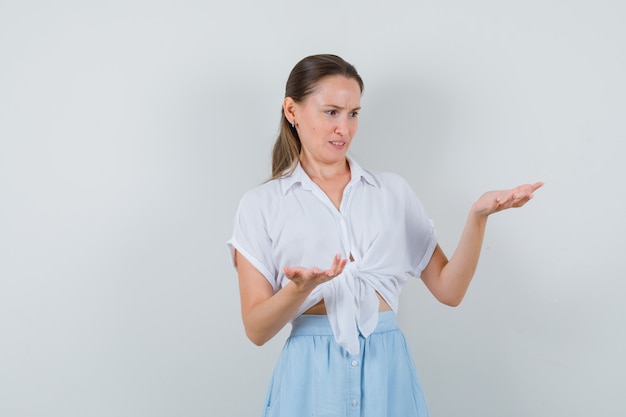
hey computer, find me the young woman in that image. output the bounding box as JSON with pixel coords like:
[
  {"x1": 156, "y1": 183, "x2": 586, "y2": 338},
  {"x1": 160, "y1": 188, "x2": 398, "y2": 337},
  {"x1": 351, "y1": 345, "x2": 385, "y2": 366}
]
[{"x1": 228, "y1": 54, "x2": 542, "y2": 417}]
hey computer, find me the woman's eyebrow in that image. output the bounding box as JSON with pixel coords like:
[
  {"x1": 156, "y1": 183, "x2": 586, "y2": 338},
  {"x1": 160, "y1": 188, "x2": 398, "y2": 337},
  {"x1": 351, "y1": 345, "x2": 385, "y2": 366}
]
[{"x1": 323, "y1": 104, "x2": 362, "y2": 111}]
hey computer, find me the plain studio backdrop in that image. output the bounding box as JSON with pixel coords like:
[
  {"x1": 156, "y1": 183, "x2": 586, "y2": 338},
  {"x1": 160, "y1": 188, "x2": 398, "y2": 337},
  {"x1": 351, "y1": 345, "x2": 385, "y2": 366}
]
[{"x1": 1, "y1": 1, "x2": 625, "y2": 416}]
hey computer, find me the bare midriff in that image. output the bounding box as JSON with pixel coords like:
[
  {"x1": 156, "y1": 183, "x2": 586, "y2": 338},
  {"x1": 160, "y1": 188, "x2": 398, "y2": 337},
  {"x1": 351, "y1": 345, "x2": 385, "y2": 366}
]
[{"x1": 302, "y1": 292, "x2": 392, "y2": 315}]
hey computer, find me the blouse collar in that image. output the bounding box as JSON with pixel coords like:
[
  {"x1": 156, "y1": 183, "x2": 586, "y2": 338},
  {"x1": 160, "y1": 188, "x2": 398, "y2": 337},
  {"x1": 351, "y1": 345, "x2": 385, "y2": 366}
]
[{"x1": 279, "y1": 156, "x2": 378, "y2": 195}]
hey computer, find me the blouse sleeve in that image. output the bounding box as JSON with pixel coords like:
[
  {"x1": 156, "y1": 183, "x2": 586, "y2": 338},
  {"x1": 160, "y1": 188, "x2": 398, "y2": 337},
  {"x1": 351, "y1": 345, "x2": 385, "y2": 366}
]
[
  {"x1": 403, "y1": 179, "x2": 438, "y2": 276},
  {"x1": 227, "y1": 190, "x2": 279, "y2": 292}
]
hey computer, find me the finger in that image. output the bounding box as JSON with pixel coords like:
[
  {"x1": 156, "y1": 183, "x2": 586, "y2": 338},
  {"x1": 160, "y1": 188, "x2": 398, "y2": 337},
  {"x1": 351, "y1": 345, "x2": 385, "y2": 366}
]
[
  {"x1": 329, "y1": 257, "x2": 348, "y2": 277},
  {"x1": 283, "y1": 266, "x2": 305, "y2": 281},
  {"x1": 517, "y1": 182, "x2": 543, "y2": 196},
  {"x1": 283, "y1": 266, "x2": 301, "y2": 279},
  {"x1": 516, "y1": 182, "x2": 543, "y2": 200},
  {"x1": 512, "y1": 190, "x2": 527, "y2": 202},
  {"x1": 339, "y1": 257, "x2": 348, "y2": 270},
  {"x1": 496, "y1": 192, "x2": 513, "y2": 208},
  {"x1": 327, "y1": 254, "x2": 340, "y2": 276},
  {"x1": 530, "y1": 181, "x2": 544, "y2": 193},
  {"x1": 324, "y1": 254, "x2": 341, "y2": 277},
  {"x1": 510, "y1": 189, "x2": 540, "y2": 208}
]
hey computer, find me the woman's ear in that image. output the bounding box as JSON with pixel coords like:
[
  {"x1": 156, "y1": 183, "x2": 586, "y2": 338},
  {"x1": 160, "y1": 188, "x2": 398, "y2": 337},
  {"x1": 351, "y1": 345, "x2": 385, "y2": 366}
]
[{"x1": 283, "y1": 97, "x2": 297, "y2": 124}]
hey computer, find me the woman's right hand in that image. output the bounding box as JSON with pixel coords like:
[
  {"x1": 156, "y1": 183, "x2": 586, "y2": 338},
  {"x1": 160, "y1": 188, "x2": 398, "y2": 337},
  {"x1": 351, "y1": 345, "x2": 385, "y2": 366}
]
[
  {"x1": 236, "y1": 251, "x2": 348, "y2": 345},
  {"x1": 283, "y1": 254, "x2": 348, "y2": 292}
]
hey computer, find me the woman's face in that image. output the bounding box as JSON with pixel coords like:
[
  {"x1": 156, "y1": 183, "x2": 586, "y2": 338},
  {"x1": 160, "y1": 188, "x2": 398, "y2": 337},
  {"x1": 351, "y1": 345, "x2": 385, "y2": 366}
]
[{"x1": 286, "y1": 75, "x2": 362, "y2": 168}]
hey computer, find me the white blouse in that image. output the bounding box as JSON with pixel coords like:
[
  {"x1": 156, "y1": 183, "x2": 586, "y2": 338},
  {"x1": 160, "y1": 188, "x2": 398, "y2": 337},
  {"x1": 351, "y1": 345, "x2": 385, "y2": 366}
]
[{"x1": 227, "y1": 158, "x2": 437, "y2": 354}]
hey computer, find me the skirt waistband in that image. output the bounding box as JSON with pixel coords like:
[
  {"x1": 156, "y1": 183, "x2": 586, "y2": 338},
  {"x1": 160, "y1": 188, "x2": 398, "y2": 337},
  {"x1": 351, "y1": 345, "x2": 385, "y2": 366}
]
[{"x1": 290, "y1": 311, "x2": 398, "y2": 336}]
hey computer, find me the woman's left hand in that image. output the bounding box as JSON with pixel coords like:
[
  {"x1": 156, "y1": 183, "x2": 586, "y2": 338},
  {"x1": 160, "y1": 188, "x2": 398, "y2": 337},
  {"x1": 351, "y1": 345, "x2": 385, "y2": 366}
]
[{"x1": 472, "y1": 181, "x2": 544, "y2": 217}]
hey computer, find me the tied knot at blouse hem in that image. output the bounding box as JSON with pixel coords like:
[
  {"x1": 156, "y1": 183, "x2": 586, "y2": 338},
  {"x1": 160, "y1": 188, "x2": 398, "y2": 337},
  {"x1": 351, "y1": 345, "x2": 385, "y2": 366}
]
[{"x1": 228, "y1": 157, "x2": 437, "y2": 355}]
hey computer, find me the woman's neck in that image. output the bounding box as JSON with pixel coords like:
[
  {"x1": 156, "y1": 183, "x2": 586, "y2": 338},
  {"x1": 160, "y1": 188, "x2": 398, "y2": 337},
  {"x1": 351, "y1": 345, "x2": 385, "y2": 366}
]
[{"x1": 300, "y1": 156, "x2": 350, "y2": 182}]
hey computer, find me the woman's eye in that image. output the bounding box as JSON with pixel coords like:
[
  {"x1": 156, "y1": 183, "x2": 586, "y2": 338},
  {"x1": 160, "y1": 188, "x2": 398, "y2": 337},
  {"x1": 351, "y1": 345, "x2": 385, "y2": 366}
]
[
  {"x1": 349, "y1": 111, "x2": 359, "y2": 117},
  {"x1": 325, "y1": 110, "x2": 336, "y2": 116}
]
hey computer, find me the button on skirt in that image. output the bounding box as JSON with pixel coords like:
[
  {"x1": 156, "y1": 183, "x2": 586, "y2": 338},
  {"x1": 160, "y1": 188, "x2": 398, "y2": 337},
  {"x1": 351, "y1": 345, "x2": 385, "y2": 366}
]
[{"x1": 262, "y1": 311, "x2": 429, "y2": 417}]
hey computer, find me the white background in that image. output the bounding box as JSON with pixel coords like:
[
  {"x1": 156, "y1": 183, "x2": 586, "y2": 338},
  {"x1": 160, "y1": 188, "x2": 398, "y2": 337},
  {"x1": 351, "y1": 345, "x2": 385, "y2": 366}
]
[{"x1": 1, "y1": 1, "x2": 625, "y2": 416}]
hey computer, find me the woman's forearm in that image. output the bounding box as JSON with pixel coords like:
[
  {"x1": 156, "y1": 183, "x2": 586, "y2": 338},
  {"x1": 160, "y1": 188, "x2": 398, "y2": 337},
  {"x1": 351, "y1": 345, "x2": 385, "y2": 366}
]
[
  {"x1": 425, "y1": 182, "x2": 542, "y2": 306},
  {"x1": 239, "y1": 253, "x2": 346, "y2": 346},
  {"x1": 438, "y1": 210, "x2": 488, "y2": 306},
  {"x1": 242, "y1": 283, "x2": 313, "y2": 346}
]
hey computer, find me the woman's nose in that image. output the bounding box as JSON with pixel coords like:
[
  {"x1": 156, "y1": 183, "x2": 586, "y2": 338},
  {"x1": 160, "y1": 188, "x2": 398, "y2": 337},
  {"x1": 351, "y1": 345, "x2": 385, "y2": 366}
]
[{"x1": 335, "y1": 117, "x2": 349, "y2": 135}]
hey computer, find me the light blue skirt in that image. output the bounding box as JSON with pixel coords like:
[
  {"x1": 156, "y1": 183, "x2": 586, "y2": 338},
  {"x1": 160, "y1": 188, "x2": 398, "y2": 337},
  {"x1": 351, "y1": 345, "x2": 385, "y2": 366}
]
[{"x1": 262, "y1": 312, "x2": 429, "y2": 417}]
